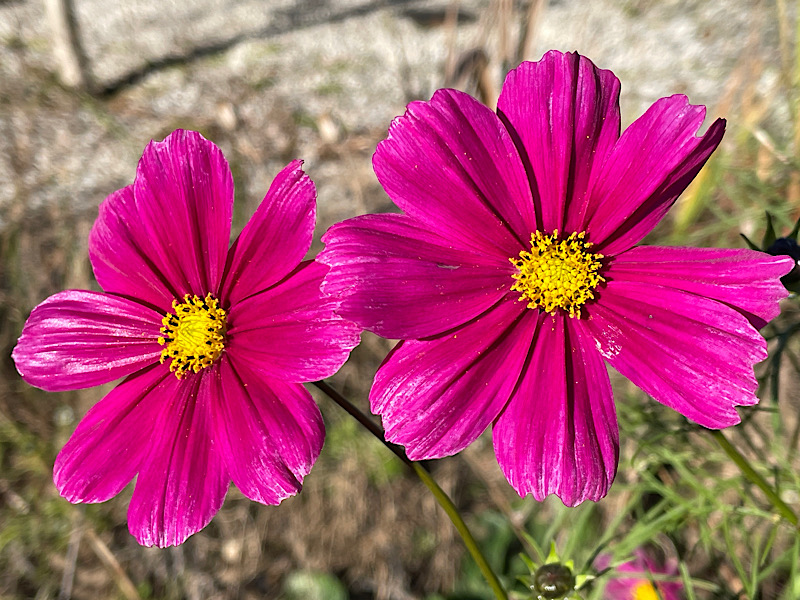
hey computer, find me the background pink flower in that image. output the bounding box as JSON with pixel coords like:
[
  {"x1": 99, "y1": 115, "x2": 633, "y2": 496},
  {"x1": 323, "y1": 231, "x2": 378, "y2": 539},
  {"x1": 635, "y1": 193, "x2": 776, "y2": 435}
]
[
  {"x1": 597, "y1": 550, "x2": 683, "y2": 600},
  {"x1": 320, "y1": 50, "x2": 793, "y2": 505},
  {"x1": 13, "y1": 129, "x2": 360, "y2": 547}
]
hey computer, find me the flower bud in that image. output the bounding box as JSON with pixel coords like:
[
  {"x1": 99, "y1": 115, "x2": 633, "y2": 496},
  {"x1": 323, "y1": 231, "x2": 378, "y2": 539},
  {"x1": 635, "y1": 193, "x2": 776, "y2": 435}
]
[{"x1": 532, "y1": 563, "x2": 576, "y2": 599}]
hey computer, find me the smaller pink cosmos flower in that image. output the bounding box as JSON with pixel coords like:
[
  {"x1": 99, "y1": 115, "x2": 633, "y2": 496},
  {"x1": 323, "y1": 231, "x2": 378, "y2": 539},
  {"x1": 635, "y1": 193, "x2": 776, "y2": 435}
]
[
  {"x1": 320, "y1": 50, "x2": 793, "y2": 506},
  {"x1": 12, "y1": 130, "x2": 360, "y2": 547},
  {"x1": 597, "y1": 551, "x2": 683, "y2": 600}
]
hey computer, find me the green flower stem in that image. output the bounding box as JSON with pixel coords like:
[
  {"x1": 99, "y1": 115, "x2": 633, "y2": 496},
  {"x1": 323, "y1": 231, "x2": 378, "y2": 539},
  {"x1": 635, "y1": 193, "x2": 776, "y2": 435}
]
[
  {"x1": 410, "y1": 461, "x2": 509, "y2": 600},
  {"x1": 711, "y1": 429, "x2": 798, "y2": 527},
  {"x1": 313, "y1": 380, "x2": 413, "y2": 468},
  {"x1": 313, "y1": 380, "x2": 509, "y2": 600}
]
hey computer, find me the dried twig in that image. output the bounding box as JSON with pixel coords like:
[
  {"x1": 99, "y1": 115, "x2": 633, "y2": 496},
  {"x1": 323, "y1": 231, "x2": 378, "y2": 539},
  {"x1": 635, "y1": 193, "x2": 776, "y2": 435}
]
[
  {"x1": 44, "y1": 0, "x2": 93, "y2": 90},
  {"x1": 57, "y1": 515, "x2": 83, "y2": 600},
  {"x1": 84, "y1": 528, "x2": 141, "y2": 600}
]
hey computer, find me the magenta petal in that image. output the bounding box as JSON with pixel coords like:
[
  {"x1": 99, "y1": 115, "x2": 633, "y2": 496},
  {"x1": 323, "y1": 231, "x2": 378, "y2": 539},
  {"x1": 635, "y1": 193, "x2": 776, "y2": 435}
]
[
  {"x1": 210, "y1": 356, "x2": 323, "y2": 504},
  {"x1": 320, "y1": 213, "x2": 514, "y2": 338},
  {"x1": 584, "y1": 95, "x2": 725, "y2": 254},
  {"x1": 498, "y1": 50, "x2": 622, "y2": 233},
  {"x1": 132, "y1": 129, "x2": 233, "y2": 297},
  {"x1": 373, "y1": 88, "x2": 536, "y2": 256},
  {"x1": 607, "y1": 246, "x2": 793, "y2": 329},
  {"x1": 602, "y1": 551, "x2": 683, "y2": 600},
  {"x1": 370, "y1": 298, "x2": 530, "y2": 460},
  {"x1": 12, "y1": 290, "x2": 163, "y2": 392},
  {"x1": 227, "y1": 260, "x2": 360, "y2": 383},
  {"x1": 54, "y1": 365, "x2": 167, "y2": 503},
  {"x1": 584, "y1": 279, "x2": 767, "y2": 428},
  {"x1": 89, "y1": 185, "x2": 177, "y2": 311},
  {"x1": 492, "y1": 315, "x2": 618, "y2": 505},
  {"x1": 127, "y1": 370, "x2": 228, "y2": 547},
  {"x1": 220, "y1": 161, "x2": 316, "y2": 305}
]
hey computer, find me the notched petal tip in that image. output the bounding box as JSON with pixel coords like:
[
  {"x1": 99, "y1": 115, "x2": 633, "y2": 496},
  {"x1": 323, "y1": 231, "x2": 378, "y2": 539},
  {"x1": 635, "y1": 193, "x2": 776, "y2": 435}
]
[
  {"x1": 53, "y1": 365, "x2": 167, "y2": 505},
  {"x1": 127, "y1": 372, "x2": 229, "y2": 548},
  {"x1": 493, "y1": 317, "x2": 619, "y2": 507},
  {"x1": 212, "y1": 361, "x2": 324, "y2": 507},
  {"x1": 133, "y1": 128, "x2": 235, "y2": 297},
  {"x1": 145, "y1": 128, "x2": 209, "y2": 151},
  {"x1": 585, "y1": 279, "x2": 767, "y2": 429},
  {"x1": 374, "y1": 92, "x2": 534, "y2": 257},
  {"x1": 12, "y1": 290, "x2": 162, "y2": 392},
  {"x1": 498, "y1": 49, "x2": 623, "y2": 233},
  {"x1": 586, "y1": 95, "x2": 726, "y2": 254},
  {"x1": 370, "y1": 299, "x2": 533, "y2": 461},
  {"x1": 219, "y1": 160, "x2": 317, "y2": 304}
]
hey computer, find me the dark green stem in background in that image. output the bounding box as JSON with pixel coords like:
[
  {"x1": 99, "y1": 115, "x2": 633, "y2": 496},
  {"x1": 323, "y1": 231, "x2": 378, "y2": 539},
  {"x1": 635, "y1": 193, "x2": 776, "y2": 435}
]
[
  {"x1": 711, "y1": 429, "x2": 798, "y2": 528},
  {"x1": 409, "y1": 461, "x2": 509, "y2": 600},
  {"x1": 313, "y1": 380, "x2": 509, "y2": 600},
  {"x1": 313, "y1": 380, "x2": 413, "y2": 468}
]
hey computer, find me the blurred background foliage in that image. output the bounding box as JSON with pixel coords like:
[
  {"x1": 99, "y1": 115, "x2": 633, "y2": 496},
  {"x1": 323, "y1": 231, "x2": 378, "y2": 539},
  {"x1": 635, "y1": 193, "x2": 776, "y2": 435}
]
[{"x1": 1, "y1": 0, "x2": 800, "y2": 598}]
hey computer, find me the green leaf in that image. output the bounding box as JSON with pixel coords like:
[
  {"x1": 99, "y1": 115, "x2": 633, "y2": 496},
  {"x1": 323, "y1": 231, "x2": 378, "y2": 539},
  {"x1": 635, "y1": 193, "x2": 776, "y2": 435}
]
[
  {"x1": 740, "y1": 233, "x2": 762, "y2": 251},
  {"x1": 789, "y1": 213, "x2": 800, "y2": 239},
  {"x1": 519, "y1": 553, "x2": 537, "y2": 573},
  {"x1": 283, "y1": 571, "x2": 348, "y2": 600},
  {"x1": 545, "y1": 541, "x2": 559, "y2": 564},
  {"x1": 762, "y1": 211, "x2": 778, "y2": 248}
]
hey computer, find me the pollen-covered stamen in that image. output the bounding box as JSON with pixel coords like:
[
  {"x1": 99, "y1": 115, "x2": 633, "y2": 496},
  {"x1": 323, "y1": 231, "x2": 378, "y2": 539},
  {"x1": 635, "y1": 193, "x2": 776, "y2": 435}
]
[
  {"x1": 158, "y1": 293, "x2": 227, "y2": 378},
  {"x1": 632, "y1": 581, "x2": 660, "y2": 600},
  {"x1": 510, "y1": 230, "x2": 605, "y2": 318}
]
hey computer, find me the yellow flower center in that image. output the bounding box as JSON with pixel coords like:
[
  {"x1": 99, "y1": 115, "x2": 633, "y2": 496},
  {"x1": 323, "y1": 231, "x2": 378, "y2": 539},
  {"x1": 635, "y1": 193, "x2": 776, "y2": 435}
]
[
  {"x1": 510, "y1": 230, "x2": 604, "y2": 318},
  {"x1": 158, "y1": 293, "x2": 227, "y2": 378},
  {"x1": 632, "y1": 580, "x2": 660, "y2": 600}
]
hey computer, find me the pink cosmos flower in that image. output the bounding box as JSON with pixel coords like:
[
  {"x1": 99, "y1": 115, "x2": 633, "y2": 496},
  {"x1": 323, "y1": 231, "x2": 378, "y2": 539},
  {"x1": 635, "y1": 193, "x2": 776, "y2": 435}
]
[
  {"x1": 597, "y1": 551, "x2": 683, "y2": 600},
  {"x1": 319, "y1": 50, "x2": 793, "y2": 505},
  {"x1": 12, "y1": 129, "x2": 360, "y2": 547}
]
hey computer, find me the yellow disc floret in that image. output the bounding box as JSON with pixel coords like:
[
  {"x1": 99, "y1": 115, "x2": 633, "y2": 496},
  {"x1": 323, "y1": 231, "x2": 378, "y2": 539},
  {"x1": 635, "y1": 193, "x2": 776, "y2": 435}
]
[
  {"x1": 158, "y1": 293, "x2": 227, "y2": 378},
  {"x1": 632, "y1": 581, "x2": 660, "y2": 600},
  {"x1": 510, "y1": 230, "x2": 604, "y2": 318}
]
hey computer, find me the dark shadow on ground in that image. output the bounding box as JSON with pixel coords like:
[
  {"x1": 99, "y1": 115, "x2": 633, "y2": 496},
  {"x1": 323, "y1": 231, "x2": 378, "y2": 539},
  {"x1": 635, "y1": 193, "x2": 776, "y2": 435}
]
[{"x1": 95, "y1": 0, "x2": 419, "y2": 97}]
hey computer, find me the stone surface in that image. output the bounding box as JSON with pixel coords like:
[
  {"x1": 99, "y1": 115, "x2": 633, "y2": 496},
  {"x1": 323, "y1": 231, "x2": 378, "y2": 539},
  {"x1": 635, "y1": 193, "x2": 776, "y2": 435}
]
[{"x1": 0, "y1": 0, "x2": 781, "y2": 234}]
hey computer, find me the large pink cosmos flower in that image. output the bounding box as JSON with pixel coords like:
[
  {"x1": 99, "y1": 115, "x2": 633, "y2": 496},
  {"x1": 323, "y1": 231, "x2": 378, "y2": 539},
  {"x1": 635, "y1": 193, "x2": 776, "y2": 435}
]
[
  {"x1": 319, "y1": 50, "x2": 793, "y2": 505},
  {"x1": 13, "y1": 129, "x2": 360, "y2": 546}
]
